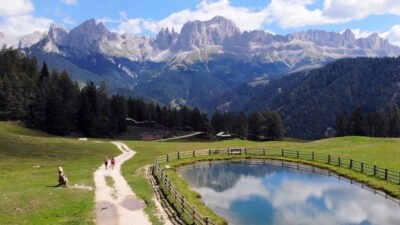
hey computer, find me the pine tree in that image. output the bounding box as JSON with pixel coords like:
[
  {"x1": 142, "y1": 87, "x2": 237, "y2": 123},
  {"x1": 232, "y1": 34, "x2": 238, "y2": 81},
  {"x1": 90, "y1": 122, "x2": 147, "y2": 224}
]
[
  {"x1": 374, "y1": 109, "x2": 388, "y2": 137},
  {"x1": 235, "y1": 111, "x2": 248, "y2": 138},
  {"x1": 248, "y1": 110, "x2": 265, "y2": 140},
  {"x1": 335, "y1": 112, "x2": 347, "y2": 136},
  {"x1": 388, "y1": 105, "x2": 400, "y2": 137},
  {"x1": 39, "y1": 62, "x2": 50, "y2": 83},
  {"x1": 348, "y1": 107, "x2": 367, "y2": 136},
  {"x1": 262, "y1": 109, "x2": 285, "y2": 140}
]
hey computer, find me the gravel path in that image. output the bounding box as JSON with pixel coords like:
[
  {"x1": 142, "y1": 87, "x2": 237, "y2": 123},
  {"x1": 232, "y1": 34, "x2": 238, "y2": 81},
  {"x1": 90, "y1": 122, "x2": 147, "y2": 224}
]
[
  {"x1": 154, "y1": 132, "x2": 203, "y2": 142},
  {"x1": 94, "y1": 142, "x2": 151, "y2": 225}
]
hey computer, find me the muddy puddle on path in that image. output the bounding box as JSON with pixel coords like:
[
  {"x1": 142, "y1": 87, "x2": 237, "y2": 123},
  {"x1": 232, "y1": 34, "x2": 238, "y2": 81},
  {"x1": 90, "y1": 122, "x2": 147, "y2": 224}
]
[
  {"x1": 120, "y1": 196, "x2": 146, "y2": 211},
  {"x1": 96, "y1": 201, "x2": 118, "y2": 225}
]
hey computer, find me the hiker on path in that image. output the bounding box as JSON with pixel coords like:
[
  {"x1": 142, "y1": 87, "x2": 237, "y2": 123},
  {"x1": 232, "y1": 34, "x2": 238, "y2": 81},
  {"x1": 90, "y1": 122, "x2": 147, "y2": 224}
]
[
  {"x1": 104, "y1": 157, "x2": 109, "y2": 170},
  {"x1": 111, "y1": 157, "x2": 116, "y2": 169}
]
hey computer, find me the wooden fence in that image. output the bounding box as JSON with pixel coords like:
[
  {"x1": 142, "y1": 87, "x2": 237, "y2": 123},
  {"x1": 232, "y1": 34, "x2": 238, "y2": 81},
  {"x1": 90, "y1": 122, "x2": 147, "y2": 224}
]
[
  {"x1": 154, "y1": 163, "x2": 214, "y2": 225},
  {"x1": 153, "y1": 147, "x2": 400, "y2": 224}
]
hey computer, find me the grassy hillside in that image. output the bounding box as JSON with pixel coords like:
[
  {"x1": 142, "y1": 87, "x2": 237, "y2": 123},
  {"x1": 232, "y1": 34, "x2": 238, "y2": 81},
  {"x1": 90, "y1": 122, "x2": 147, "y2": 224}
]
[
  {"x1": 0, "y1": 122, "x2": 119, "y2": 225},
  {"x1": 1, "y1": 121, "x2": 400, "y2": 224}
]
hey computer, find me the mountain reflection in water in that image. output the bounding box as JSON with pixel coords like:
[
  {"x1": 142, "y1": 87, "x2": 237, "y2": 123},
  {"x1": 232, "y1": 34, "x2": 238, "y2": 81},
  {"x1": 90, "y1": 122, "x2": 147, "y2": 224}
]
[{"x1": 179, "y1": 160, "x2": 400, "y2": 225}]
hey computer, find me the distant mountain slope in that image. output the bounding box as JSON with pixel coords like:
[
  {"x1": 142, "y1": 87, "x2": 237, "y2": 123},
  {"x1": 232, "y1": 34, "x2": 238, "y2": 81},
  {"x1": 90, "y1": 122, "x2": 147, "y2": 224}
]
[
  {"x1": 216, "y1": 57, "x2": 400, "y2": 139},
  {"x1": 4, "y1": 16, "x2": 400, "y2": 111}
]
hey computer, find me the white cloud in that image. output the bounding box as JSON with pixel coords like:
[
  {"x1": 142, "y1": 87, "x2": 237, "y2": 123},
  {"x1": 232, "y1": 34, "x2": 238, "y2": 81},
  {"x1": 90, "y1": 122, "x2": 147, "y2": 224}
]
[
  {"x1": 119, "y1": 11, "x2": 127, "y2": 20},
  {"x1": 60, "y1": 0, "x2": 77, "y2": 6},
  {"x1": 0, "y1": 0, "x2": 34, "y2": 17},
  {"x1": 266, "y1": 0, "x2": 338, "y2": 28},
  {"x1": 347, "y1": 28, "x2": 374, "y2": 39},
  {"x1": 0, "y1": 15, "x2": 52, "y2": 36},
  {"x1": 62, "y1": 17, "x2": 76, "y2": 25},
  {"x1": 323, "y1": 0, "x2": 400, "y2": 20},
  {"x1": 117, "y1": 0, "x2": 400, "y2": 35},
  {"x1": 381, "y1": 25, "x2": 400, "y2": 46},
  {"x1": 136, "y1": 0, "x2": 270, "y2": 34},
  {"x1": 117, "y1": 19, "x2": 143, "y2": 34},
  {"x1": 96, "y1": 17, "x2": 121, "y2": 24},
  {"x1": 0, "y1": 0, "x2": 53, "y2": 36}
]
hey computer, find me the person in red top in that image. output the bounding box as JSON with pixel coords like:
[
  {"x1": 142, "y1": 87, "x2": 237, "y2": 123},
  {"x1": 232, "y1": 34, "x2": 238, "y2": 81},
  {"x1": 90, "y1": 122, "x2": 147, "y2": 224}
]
[
  {"x1": 111, "y1": 157, "x2": 116, "y2": 169},
  {"x1": 104, "y1": 157, "x2": 109, "y2": 170}
]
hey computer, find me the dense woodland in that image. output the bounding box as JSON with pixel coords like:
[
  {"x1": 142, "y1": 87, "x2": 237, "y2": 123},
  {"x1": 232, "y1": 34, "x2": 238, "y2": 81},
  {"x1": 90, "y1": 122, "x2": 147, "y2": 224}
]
[
  {"x1": 336, "y1": 105, "x2": 400, "y2": 137},
  {"x1": 0, "y1": 48, "x2": 285, "y2": 140},
  {"x1": 219, "y1": 57, "x2": 400, "y2": 139}
]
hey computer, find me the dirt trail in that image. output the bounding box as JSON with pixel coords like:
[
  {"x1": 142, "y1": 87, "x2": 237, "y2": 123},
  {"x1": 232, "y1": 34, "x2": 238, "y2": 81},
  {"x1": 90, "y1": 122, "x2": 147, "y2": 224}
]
[
  {"x1": 154, "y1": 132, "x2": 203, "y2": 142},
  {"x1": 94, "y1": 142, "x2": 151, "y2": 225}
]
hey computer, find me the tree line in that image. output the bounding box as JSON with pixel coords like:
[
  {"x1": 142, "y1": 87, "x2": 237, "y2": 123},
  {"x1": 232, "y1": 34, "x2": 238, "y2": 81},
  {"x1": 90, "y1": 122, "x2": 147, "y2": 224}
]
[
  {"x1": 211, "y1": 109, "x2": 285, "y2": 140},
  {"x1": 336, "y1": 105, "x2": 400, "y2": 137},
  {"x1": 0, "y1": 48, "x2": 128, "y2": 136},
  {"x1": 0, "y1": 48, "x2": 285, "y2": 140}
]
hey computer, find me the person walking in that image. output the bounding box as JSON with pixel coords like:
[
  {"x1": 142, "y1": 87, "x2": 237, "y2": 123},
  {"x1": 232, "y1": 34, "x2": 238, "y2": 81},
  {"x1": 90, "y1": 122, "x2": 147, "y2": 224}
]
[
  {"x1": 111, "y1": 157, "x2": 116, "y2": 169},
  {"x1": 104, "y1": 157, "x2": 109, "y2": 170}
]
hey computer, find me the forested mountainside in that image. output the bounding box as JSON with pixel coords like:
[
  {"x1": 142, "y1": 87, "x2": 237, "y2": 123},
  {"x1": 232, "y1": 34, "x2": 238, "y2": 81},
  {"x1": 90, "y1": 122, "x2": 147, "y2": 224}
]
[
  {"x1": 1, "y1": 16, "x2": 396, "y2": 110},
  {"x1": 0, "y1": 48, "x2": 285, "y2": 141},
  {"x1": 215, "y1": 57, "x2": 400, "y2": 139}
]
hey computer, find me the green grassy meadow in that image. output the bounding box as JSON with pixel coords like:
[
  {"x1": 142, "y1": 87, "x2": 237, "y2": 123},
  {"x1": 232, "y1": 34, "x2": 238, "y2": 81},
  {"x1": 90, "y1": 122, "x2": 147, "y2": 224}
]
[
  {"x1": 0, "y1": 122, "x2": 119, "y2": 225},
  {"x1": 2, "y1": 121, "x2": 400, "y2": 225}
]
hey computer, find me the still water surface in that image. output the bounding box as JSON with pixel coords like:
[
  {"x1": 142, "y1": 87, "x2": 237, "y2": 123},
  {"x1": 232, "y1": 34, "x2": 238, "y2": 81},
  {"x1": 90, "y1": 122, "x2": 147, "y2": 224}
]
[{"x1": 179, "y1": 160, "x2": 400, "y2": 225}]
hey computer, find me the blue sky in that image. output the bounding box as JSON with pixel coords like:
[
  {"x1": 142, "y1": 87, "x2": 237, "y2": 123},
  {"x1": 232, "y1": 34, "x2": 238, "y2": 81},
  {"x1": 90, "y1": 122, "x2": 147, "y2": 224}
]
[{"x1": 1, "y1": 0, "x2": 400, "y2": 45}]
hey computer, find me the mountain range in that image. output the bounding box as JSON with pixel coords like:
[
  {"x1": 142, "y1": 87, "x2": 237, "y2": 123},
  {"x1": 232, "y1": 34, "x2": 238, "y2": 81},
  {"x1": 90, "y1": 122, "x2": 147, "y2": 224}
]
[{"x1": 2, "y1": 16, "x2": 400, "y2": 139}]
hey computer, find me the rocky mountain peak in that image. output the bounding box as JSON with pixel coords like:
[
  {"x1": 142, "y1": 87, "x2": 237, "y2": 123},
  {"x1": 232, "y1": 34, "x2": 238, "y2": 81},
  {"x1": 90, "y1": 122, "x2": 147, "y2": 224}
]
[
  {"x1": 69, "y1": 19, "x2": 109, "y2": 38},
  {"x1": 31, "y1": 34, "x2": 60, "y2": 53},
  {"x1": 61, "y1": 19, "x2": 113, "y2": 54},
  {"x1": 171, "y1": 16, "x2": 241, "y2": 51},
  {"x1": 341, "y1": 29, "x2": 356, "y2": 45},
  {"x1": 153, "y1": 27, "x2": 178, "y2": 50},
  {"x1": 48, "y1": 23, "x2": 69, "y2": 45}
]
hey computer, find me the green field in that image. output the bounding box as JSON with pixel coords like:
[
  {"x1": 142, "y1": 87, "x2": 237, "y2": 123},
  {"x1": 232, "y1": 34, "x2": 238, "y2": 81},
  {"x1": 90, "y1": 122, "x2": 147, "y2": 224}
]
[
  {"x1": 0, "y1": 122, "x2": 119, "y2": 225},
  {"x1": 2, "y1": 122, "x2": 400, "y2": 225}
]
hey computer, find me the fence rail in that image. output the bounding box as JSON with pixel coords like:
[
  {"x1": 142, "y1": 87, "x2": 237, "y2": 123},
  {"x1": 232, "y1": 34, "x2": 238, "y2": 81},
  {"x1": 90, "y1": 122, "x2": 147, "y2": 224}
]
[{"x1": 153, "y1": 147, "x2": 400, "y2": 225}]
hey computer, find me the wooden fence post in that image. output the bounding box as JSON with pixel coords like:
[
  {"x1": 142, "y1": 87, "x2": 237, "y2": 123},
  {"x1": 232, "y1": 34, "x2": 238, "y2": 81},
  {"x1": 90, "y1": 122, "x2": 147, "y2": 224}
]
[
  {"x1": 338, "y1": 157, "x2": 341, "y2": 166},
  {"x1": 209, "y1": 149, "x2": 211, "y2": 156},
  {"x1": 385, "y1": 169, "x2": 388, "y2": 180},
  {"x1": 350, "y1": 159, "x2": 353, "y2": 169},
  {"x1": 204, "y1": 216, "x2": 210, "y2": 225},
  {"x1": 192, "y1": 206, "x2": 196, "y2": 222},
  {"x1": 167, "y1": 154, "x2": 169, "y2": 162},
  {"x1": 398, "y1": 172, "x2": 400, "y2": 184},
  {"x1": 312, "y1": 152, "x2": 314, "y2": 161},
  {"x1": 281, "y1": 149, "x2": 284, "y2": 157},
  {"x1": 374, "y1": 165, "x2": 377, "y2": 176},
  {"x1": 181, "y1": 196, "x2": 185, "y2": 210},
  {"x1": 263, "y1": 148, "x2": 266, "y2": 156},
  {"x1": 178, "y1": 151, "x2": 180, "y2": 159},
  {"x1": 361, "y1": 162, "x2": 364, "y2": 172},
  {"x1": 328, "y1": 154, "x2": 330, "y2": 164},
  {"x1": 193, "y1": 150, "x2": 195, "y2": 158}
]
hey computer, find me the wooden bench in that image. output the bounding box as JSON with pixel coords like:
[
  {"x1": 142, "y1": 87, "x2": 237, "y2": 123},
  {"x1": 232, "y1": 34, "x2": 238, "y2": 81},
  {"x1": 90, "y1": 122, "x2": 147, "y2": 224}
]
[{"x1": 229, "y1": 148, "x2": 242, "y2": 155}]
